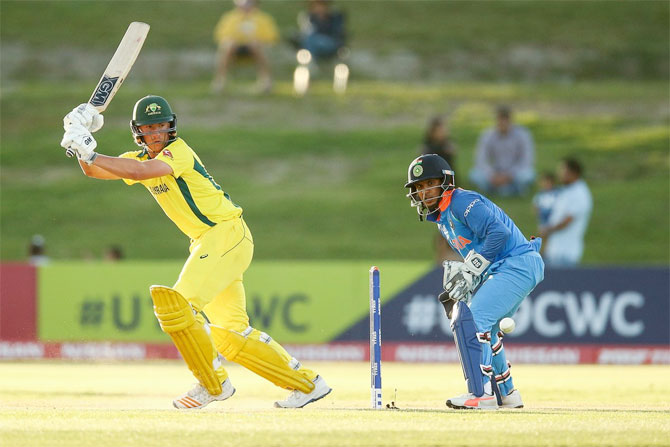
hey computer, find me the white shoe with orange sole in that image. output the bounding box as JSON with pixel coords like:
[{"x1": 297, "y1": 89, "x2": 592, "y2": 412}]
[
  {"x1": 173, "y1": 378, "x2": 235, "y2": 410},
  {"x1": 446, "y1": 392, "x2": 498, "y2": 410}
]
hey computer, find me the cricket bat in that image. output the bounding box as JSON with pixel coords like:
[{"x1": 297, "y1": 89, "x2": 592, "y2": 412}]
[{"x1": 65, "y1": 21, "x2": 150, "y2": 157}]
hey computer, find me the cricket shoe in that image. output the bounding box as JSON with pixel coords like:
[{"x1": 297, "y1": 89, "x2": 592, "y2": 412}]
[
  {"x1": 501, "y1": 389, "x2": 524, "y2": 409},
  {"x1": 173, "y1": 378, "x2": 235, "y2": 410},
  {"x1": 446, "y1": 392, "x2": 498, "y2": 410},
  {"x1": 274, "y1": 375, "x2": 332, "y2": 408}
]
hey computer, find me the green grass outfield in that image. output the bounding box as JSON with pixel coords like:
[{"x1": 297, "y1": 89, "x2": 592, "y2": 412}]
[
  {"x1": 1, "y1": 361, "x2": 669, "y2": 446},
  {"x1": 2, "y1": 0, "x2": 668, "y2": 80},
  {"x1": 1, "y1": 80, "x2": 668, "y2": 263},
  {"x1": 2, "y1": 0, "x2": 669, "y2": 264}
]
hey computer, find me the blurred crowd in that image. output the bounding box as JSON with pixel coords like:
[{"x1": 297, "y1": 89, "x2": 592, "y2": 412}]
[
  {"x1": 206, "y1": 1, "x2": 594, "y2": 269},
  {"x1": 211, "y1": 0, "x2": 348, "y2": 95},
  {"x1": 31, "y1": 103, "x2": 593, "y2": 269},
  {"x1": 420, "y1": 105, "x2": 592, "y2": 268},
  {"x1": 26, "y1": 2, "x2": 594, "y2": 270},
  {"x1": 27, "y1": 236, "x2": 124, "y2": 265}
]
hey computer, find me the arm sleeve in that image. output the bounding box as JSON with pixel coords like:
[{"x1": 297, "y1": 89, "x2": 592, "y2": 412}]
[
  {"x1": 118, "y1": 151, "x2": 143, "y2": 185},
  {"x1": 452, "y1": 194, "x2": 511, "y2": 261},
  {"x1": 155, "y1": 144, "x2": 191, "y2": 178}
]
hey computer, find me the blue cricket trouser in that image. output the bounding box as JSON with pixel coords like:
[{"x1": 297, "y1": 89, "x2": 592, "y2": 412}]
[{"x1": 469, "y1": 251, "x2": 544, "y2": 395}]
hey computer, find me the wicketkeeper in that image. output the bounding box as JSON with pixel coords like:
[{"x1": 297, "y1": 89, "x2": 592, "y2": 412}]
[
  {"x1": 404, "y1": 154, "x2": 544, "y2": 409},
  {"x1": 60, "y1": 97, "x2": 331, "y2": 409}
]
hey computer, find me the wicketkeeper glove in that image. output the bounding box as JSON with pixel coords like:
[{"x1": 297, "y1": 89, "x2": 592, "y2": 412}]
[
  {"x1": 463, "y1": 249, "x2": 491, "y2": 276},
  {"x1": 443, "y1": 250, "x2": 491, "y2": 302}
]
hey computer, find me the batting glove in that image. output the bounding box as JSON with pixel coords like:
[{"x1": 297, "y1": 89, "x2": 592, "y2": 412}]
[
  {"x1": 443, "y1": 265, "x2": 477, "y2": 302},
  {"x1": 60, "y1": 123, "x2": 98, "y2": 164},
  {"x1": 63, "y1": 103, "x2": 104, "y2": 133}
]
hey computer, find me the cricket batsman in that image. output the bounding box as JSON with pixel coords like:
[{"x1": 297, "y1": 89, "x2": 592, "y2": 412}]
[
  {"x1": 59, "y1": 97, "x2": 331, "y2": 409},
  {"x1": 404, "y1": 154, "x2": 544, "y2": 409}
]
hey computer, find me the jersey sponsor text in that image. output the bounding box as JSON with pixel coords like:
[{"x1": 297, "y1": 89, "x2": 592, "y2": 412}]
[{"x1": 149, "y1": 183, "x2": 170, "y2": 195}]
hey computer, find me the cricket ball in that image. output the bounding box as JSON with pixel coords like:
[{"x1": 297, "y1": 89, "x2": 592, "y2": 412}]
[{"x1": 500, "y1": 317, "x2": 515, "y2": 334}]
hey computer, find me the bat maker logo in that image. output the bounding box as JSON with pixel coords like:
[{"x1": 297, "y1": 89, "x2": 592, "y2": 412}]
[{"x1": 90, "y1": 75, "x2": 119, "y2": 107}]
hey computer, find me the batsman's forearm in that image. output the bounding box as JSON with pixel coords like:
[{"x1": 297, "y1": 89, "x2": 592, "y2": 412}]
[
  {"x1": 79, "y1": 158, "x2": 94, "y2": 175},
  {"x1": 92, "y1": 154, "x2": 144, "y2": 179},
  {"x1": 78, "y1": 158, "x2": 119, "y2": 180}
]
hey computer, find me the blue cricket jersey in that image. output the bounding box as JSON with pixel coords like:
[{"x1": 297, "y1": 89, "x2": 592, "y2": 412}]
[{"x1": 427, "y1": 188, "x2": 539, "y2": 267}]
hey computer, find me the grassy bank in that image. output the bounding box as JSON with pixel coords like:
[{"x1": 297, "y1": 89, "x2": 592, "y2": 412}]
[
  {"x1": 2, "y1": 1, "x2": 668, "y2": 80},
  {"x1": 1, "y1": 80, "x2": 668, "y2": 263}
]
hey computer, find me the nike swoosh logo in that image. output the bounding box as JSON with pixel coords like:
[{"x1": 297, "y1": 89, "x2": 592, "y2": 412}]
[{"x1": 200, "y1": 254, "x2": 208, "y2": 259}]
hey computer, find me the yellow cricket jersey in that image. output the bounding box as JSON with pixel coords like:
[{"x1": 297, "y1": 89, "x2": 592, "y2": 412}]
[{"x1": 120, "y1": 138, "x2": 242, "y2": 240}]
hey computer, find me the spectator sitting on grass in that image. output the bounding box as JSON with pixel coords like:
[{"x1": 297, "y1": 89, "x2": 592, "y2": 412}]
[
  {"x1": 211, "y1": 0, "x2": 279, "y2": 94},
  {"x1": 469, "y1": 105, "x2": 535, "y2": 196},
  {"x1": 294, "y1": 0, "x2": 346, "y2": 62},
  {"x1": 27, "y1": 234, "x2": 50, "y2": 266},
  {"x1": 104, "y1": 245, "x2": 124, "y2": 262}
]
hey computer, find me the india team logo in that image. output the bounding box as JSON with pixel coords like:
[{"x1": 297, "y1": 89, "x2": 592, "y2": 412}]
[{"x1": 412, "y1": 164, "x2": 424, "y2": 177}]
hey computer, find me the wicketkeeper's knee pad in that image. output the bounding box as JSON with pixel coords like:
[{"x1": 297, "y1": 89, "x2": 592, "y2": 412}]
[
  {"x1": 210, "y1": 325, "x2": 315, "y2": 393},
  {"x1": 450, "y1": 301, "x2": 493, "y2": 397},
  {"x1": 150, "y1": 285, "x2": 223, "y2": 395}
]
